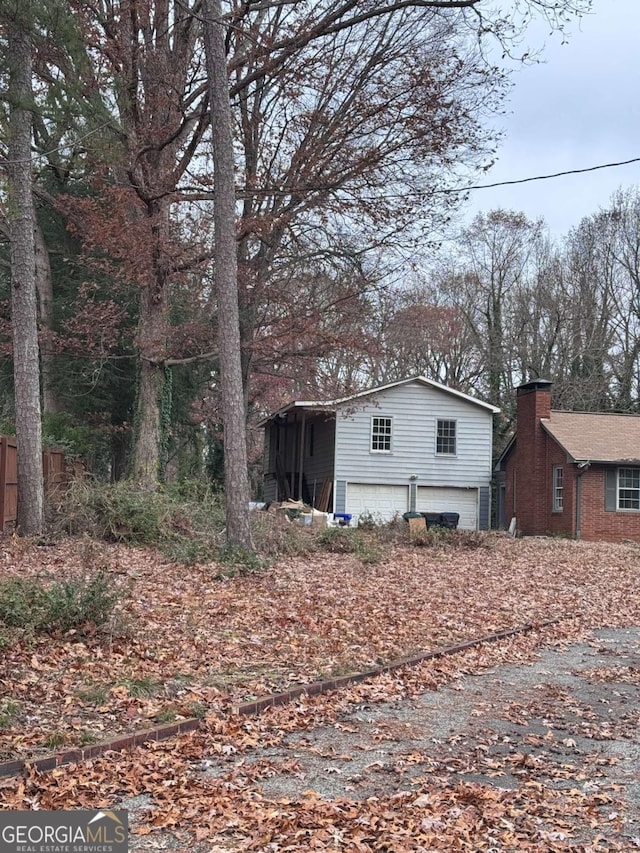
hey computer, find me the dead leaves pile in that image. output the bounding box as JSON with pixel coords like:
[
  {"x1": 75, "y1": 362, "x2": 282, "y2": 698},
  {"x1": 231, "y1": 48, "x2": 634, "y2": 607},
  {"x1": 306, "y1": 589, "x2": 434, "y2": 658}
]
[
  {"x1": 1, "y1": 535, "x2": 639, "y2": 759},
  {"x1": 0, "y1": 535, "x2": 639, "y2": 849}
]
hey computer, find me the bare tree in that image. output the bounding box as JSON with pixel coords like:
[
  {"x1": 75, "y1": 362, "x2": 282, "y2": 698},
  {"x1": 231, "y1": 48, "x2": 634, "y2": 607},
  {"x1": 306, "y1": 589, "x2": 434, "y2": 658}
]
[
  {"x1": 603, "y1": 189, "x2": 640, "y2": 411},
  {"x1": 5, "y1": 6, "x2": 44, "y2": 534},
  {"x1": 443, "y1": 211, "x2": 549, "y2": 411}
]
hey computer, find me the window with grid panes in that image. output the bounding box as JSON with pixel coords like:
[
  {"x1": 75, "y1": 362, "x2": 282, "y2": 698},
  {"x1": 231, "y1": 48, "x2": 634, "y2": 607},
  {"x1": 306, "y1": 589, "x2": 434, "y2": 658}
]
[
  {"x1": 618, "y1": 467, "x2": 640, "y2": 509},
  {"x1": 552, "y1": 465, "x2": 563, "y2": 511},
  {"x1": 436, "y1": 419, "x2": 456, "y2": 455},
  {"x1": 371, "y1": 416, "x2": 392, "y2": 452}
]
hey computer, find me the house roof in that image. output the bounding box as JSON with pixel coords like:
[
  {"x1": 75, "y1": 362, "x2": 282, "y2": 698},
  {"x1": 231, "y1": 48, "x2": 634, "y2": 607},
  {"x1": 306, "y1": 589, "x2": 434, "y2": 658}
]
[
  {"x1": 542, "y1": 410, "x2": 640, "y2": 464},
  {"x1": 259, "y1": 376, "x2": 500, "y2": 425}
]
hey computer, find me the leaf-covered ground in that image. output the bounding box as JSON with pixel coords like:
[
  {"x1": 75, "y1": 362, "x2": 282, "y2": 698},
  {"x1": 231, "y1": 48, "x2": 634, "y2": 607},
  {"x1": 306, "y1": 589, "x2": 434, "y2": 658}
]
[
  {"x1": 1, "y1": 533, "x2": 639, "y2": 850},
  {"x1": 0, "y1": 533, "x2": 638, "y2": 761}
]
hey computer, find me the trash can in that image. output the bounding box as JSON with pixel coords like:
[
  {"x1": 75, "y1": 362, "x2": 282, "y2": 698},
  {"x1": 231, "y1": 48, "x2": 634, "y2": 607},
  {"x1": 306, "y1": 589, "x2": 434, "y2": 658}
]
[
  {"x1": 439, "y1": 512, "x2": 459, "y2": 530},
  {"x1": 422, "y1": 512, "x2": 441, "y2": 529}
]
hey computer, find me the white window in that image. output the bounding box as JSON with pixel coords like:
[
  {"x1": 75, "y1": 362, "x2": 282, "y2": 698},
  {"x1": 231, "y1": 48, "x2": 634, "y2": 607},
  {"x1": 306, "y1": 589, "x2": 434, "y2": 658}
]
[
  {"x1": 371, "y1": 417, "x2": 392, "y2": 452},
  {"x1": 618, "y1": 467, "x2": 640, "y2": 510},
  {"x1": 552, "y1": 465, "x2": 563, "y2": 512},
  {"x1": 436, "y1": 419, "x2": 456, "y2": 455}
]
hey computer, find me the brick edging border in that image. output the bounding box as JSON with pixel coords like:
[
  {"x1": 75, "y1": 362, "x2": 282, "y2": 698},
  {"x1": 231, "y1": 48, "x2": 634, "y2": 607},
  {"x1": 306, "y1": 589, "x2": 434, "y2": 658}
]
[
  {"x1": 0, "y1": 615, "x2": 570, "y2": 779},
  {"x1": 231, "y1": 615, "x2": 568, "y2": 715},
  {"x1": 0, "y1": 718, "x2": 202, "y2": 779}
]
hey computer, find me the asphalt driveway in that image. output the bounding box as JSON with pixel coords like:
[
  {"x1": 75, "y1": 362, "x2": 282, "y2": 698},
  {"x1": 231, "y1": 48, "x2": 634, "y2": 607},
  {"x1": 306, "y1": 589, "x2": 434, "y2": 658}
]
[{"x1": 122, "y1": 627, "x2": 640, "y2": 850}]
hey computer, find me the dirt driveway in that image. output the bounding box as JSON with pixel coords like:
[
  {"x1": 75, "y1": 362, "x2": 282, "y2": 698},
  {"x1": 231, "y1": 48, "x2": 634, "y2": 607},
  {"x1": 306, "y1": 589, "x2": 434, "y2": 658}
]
[{"x1": 121, "y1": 626, "x2": 640, "y2": 851}]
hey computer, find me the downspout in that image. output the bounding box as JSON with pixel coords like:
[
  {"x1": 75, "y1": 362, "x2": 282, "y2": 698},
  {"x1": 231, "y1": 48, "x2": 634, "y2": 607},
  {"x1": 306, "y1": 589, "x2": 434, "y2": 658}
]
[
  {"x1": 575, "y1": 460, "x2": 591, "y2": 541},
  {"x1": 409, "y1": 475, "x2": 418, "y2": 512}
]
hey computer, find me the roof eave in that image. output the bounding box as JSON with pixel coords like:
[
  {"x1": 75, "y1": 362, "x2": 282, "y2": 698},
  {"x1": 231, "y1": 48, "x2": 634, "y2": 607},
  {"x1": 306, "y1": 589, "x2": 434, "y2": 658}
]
[
  {"x1": 259, "y1": 375, "x2": 500, "y2": 426},
  {"x1": 585, "y1": 458, "x2": 640, "y2": 465},
  {"x1": 256, "y1": 402, "x2": 336, "y2": 428},
  {"x1": 494, "y1": 433, "x2": 516, "y2": 470},
  {"x1": 325, "y1": 375, "x2": 500, "y2": 414}
]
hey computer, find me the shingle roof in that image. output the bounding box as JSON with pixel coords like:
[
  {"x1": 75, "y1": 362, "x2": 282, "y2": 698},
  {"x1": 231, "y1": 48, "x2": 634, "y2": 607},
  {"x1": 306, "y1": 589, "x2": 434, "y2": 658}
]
[{"x1": 542, "y1": 411, "x2": 640, "y2": 464}]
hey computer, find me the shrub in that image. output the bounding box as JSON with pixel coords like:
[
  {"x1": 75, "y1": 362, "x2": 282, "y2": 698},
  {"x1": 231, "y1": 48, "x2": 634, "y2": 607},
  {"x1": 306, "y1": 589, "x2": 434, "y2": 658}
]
[
  {"x1": 411, "y1": 525, "x2": 453, "y2": 547},
  {"x1": 0, "y1": 570, "x2": 119, "y2": 637},
  {"x1": 42, "y1": 571, "x2": 118, "y2": 633},
  {"x1": 357, "y1": 537, "x2": 383, "y2": 565},
  {"x1": 42, "y1": 411, "x2": 112, "y2": 478},
  {"x1": 411, "y1": 527, "x2": 492, "y2": 549},
  {"x1": 373, "y1": 514, "x2": 410, "y2": 547},
  {"x1": 250, "y1": 511, "x2": 317, "y2": 558},
  {"x1": 163, "y1": 538, "x2": 218, "y2": 566},
  {"x1": 448, "y1": 529, "x2": 491, "y2": 549},
  {"x1": 93, "y1": 483, "x2": 171, "y2": 544},
  {"x1": 316, "y1": 527, "x2": 385, "y2": 565},
  {"x1": 356, "y1": 511, "x2": 380, "y2": 530},
  {"x1": 316, "y1": 527, "x2": 361, "y2": 554},
  {"x1": 49, "y1": 478, "x2": 226, "y2": 564}
]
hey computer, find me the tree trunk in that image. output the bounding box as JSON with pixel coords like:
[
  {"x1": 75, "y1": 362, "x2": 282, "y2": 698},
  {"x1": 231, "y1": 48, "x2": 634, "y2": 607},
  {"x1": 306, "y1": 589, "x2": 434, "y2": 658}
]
[
  {"x1": 7, "y1": 15, "x2": 44, "y2": 535},
  {"x1": 132, "y1": 284, "x2": 167, "y2": 489},
  {"x1": 34, "y1": 217, "x2": 60, "y2": 414},
  {"x1": 203, "y1": 0, "x2": 252, "y2": 550},
  {"x1": 130, "y1": 195, "x2": 174, "y2": 490}
]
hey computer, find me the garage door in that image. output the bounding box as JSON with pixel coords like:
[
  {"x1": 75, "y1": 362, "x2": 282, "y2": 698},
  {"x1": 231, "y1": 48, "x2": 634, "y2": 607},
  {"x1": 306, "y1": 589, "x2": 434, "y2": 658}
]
[
  {"x1": 417, "y1": 486, "x2": 478, "y2": 530},
  {"x1": 347, "y1": 484, "x2": 409, "y2": 523}
]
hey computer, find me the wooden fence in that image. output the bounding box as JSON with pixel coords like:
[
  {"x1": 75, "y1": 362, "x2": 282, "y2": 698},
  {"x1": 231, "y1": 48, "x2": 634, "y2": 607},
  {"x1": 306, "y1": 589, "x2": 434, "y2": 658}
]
[{"x1": 0, "y1": 436, "x2": 66, "y2": 532}]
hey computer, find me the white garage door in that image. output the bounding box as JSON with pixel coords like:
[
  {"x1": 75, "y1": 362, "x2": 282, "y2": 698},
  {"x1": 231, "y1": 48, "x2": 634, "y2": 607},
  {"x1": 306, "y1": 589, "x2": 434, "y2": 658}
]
[
  {"x1": 417, "y1": 486, "x2": 478, "y2": 530},
  {"x1": 347, "y1": 484, "x2": 409, "y2": 523}
]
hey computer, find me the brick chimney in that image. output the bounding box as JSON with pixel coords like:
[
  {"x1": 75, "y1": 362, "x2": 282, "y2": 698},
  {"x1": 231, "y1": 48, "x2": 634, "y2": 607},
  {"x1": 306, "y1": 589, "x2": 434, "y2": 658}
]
[{"x1": 515, "y1": 379, "x2": 552, "y2": 535}]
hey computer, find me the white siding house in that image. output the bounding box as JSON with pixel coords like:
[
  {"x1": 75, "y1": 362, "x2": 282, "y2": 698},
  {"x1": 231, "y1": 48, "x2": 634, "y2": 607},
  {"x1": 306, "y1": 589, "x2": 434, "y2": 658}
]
[{"x1": 261, "y1": 376, "x2": 499, "y2": 529}]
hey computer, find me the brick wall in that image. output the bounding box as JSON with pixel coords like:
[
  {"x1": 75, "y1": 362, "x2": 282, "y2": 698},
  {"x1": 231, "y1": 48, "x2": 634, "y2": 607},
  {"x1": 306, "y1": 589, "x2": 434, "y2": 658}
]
[
  {"x1": 505, "y1": 422, "x2": 574, "y2": 537},
  {"x1": 547, "y1": 443, "x2": 575, "y2": 538},
  {"x1": 579, "y1": 467, "x2": 640, "y2": 542}
]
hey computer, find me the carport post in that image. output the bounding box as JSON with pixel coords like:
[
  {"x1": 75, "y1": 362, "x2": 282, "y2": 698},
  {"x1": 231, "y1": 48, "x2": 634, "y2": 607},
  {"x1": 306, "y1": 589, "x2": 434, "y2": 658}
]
[{"x1": 297, "y1": 410, "x2": 306, "y2": 501}]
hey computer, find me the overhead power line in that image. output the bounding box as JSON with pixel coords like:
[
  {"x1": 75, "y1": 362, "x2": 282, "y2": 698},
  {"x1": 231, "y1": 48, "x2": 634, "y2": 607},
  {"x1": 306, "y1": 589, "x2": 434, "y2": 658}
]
[
  {"x1": 453, "y1": 156, "x2": 640, "y2": 194},
  {"x1": 233, "y1": 155, "x2": 640, "y2": 201}
]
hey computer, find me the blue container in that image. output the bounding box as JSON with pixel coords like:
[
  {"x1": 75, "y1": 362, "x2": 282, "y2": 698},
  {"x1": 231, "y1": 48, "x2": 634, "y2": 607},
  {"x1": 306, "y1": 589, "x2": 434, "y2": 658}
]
[{"x1": 333, "y1": 513, "x2": 352, "y2": 527}]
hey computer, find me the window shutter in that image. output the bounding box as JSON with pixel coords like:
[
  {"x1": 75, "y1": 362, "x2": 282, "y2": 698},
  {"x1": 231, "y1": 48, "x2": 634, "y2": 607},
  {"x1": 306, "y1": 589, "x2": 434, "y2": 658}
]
[{"x1": 605, "y1": 468, "x2": 617, "y2": 512}]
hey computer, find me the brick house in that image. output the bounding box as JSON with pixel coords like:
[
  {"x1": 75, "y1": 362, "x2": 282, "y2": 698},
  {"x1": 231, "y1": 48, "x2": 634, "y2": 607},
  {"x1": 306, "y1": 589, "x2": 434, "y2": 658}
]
[{"x1": 496, "y1": 379, "x2": 640, "y2": 542}]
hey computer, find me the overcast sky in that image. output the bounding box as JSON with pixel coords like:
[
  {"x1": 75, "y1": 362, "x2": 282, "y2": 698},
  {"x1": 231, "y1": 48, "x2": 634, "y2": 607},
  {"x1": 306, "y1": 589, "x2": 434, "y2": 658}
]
[{"x1": 462, "y1": 0, "x2": 640, "y2": 239}]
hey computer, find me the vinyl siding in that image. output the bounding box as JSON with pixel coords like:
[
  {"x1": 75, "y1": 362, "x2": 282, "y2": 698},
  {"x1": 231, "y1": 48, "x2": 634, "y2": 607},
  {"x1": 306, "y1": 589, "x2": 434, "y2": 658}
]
[{"x1": 334, "y1": 380, "x2": 493, "y2": 488}]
